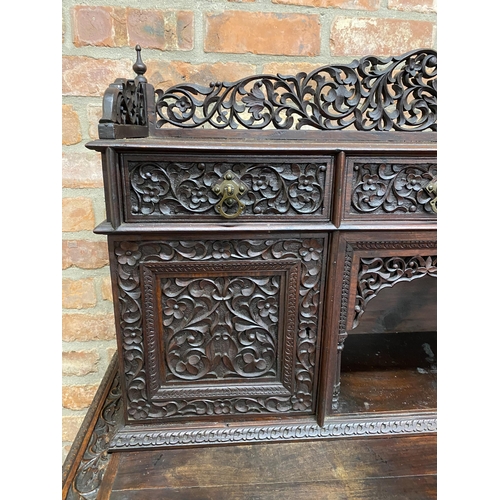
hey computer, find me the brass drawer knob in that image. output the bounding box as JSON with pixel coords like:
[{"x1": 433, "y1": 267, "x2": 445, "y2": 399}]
[{"x1": 212, "y1": 170, "x2": 248, "y2": 219}]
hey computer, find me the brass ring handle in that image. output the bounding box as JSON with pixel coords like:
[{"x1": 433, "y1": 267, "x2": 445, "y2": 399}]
[
  {"x1": 212, "y1": 171, "x2": 248, "y2": 219},
  {"x1": 425, "y1": 177, "x2": 437, "y2": 214}
]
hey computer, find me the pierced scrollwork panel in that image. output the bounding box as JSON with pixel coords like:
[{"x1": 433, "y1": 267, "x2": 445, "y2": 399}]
[
  {"x1": 100, "y1": 79, "x2": 147, "y2": 128},
  {"x1": 111, "y1": 236, "x2": 325, "y2": 421},
  {"x1": 155, "y1": 49, "x2": 436, "y2": 132},
  {"x1": 124, "y1": 158, "x2": 329, "y2": 219},
  {"x1": 350, "y1": 161, "x2": 437, "y2": 215},
  {"x1": 354, "y1": 254, "x2": 437, "y2": 329}
]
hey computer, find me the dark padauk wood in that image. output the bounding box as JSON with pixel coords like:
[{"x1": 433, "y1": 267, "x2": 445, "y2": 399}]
[
  {"x1": 62, "y1": 354, "x2": 122, "y2": 500},
  {"x1": 318, "y1": 230, "x2": 437, "y2": 415},
  {"x1": 62, "y1": 357, "x2": 436, "y2": 499},
  {"x1": 80, "y1": 46, "x2": 438, "y2": 458}
]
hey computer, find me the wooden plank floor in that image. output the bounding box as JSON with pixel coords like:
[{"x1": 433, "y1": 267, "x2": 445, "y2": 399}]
[{"x1": 97, "y1": 434, "x2": 436, "y2": 499}]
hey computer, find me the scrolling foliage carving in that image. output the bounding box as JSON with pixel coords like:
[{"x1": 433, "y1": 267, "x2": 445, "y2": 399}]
[
  {"x1": 100, "y1": 79, "x2": 147, "y2": 128},
  {"x1": 351, "y1": 161, "x2": 437, "y2": 214},
  {"x1": 127, "y1": 160, "x2": 327, "y2": 218},
  {"x1": 162, "y1": 275, "x2": 279, "y2": 381},
  {"x1": 155, "y1": 49, "x2": 436, "y2": 131},
  {"x1": 66, "y1": 372, "x2": 122, "y2": 500},
  {"x1": 353, "y1": 254, "x2": 437, "y2": 329},
  {"x1": 113, "y1": 237, "x2": 324, "y2": 421}
]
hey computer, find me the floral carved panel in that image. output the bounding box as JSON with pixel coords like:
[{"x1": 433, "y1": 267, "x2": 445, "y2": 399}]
[
  {"x1": 122, "y1": 156, "x2": 331, "y2": 221},
  {"x1": 111, "y1": 236, "x2": 326, "y2": 422},
  {"x1": 161, "y1": 271, "x2": 282, "y2": 383},
  {"x1": 345, "y1": 158, "x2": 437, "y2": 220}
]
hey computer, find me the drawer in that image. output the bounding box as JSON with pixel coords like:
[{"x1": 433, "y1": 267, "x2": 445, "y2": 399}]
[
  {"x1": 109, "y1": 233, "x2": 327, "y2": 424},
  {"x1": 120, "y1": 154, "x2": 334, "y2": 223},
  {"x1": 338, "y1": 156, "x2": 437, "y2": 225}
]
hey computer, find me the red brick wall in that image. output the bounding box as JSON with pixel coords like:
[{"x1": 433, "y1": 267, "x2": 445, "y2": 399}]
[{"x1": 61, "y1": 0, "x2": 436, "y2": 461}]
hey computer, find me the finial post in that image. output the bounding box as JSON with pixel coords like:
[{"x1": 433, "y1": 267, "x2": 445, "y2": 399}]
[{"x1": 133, "y1": 45, "x2": 147, "y2": 83}]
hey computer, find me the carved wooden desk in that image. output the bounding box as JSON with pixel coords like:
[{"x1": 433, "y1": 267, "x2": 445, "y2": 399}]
[{"x1": 86, "y1": 47, "x2": 437, "y2": 453}]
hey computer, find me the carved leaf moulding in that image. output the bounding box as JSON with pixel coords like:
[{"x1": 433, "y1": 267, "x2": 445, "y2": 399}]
[
  {"x1": 113, "y1": 236, "x2": 325, "y2": 422},
  {"x1": 124, "y1": 158, "x2": 329, "y2": 220},
  {"x1": 109, "y1": 416, "x2": 437, "y2": 450},
  {"x1": 350, "y1": 160, "x2": 437, "y2": 215},
  {"x1": 154, "y1": 49, "x2": 436, "y2": 132}
]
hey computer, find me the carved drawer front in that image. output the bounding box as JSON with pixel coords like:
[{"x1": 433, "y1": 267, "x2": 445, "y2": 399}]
[
  {"x1": 339, "y1": 156, "x2": 437, "y2": 224},
  {"x1": 110, "y1": 234, "x2": 327, "y2": 424},
  {"x1": 120, "y1": 153, "x2": 334, "y2": 223}
]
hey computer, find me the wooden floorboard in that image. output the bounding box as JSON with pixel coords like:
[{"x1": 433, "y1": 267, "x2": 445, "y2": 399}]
[
  {"x1": 101, "y1": 434, "x2": 436, "y2": 499},
  {"x1": 64, "y1": 350, "x2": 437, "y2": 499},
  {"x1": 107, "y1": 475, "x2": 437, "y2": 500}
]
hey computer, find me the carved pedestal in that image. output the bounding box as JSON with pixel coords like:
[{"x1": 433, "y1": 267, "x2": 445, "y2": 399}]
[{"x1": 86, "y1": 46, "x2": 437, "y2": 452}]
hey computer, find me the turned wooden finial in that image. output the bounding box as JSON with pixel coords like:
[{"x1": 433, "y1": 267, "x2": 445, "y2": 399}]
[{"x1": 133, "y1": 45, "x2": 147, "y2": 83}]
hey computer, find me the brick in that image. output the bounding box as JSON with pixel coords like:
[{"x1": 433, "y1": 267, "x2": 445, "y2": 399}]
[
  {"x1": 125, "y1": 9, "x2": 166, "y2": 50},
  {"x1": 147, "y1": 60, "x2": 257, "y2": 89},
  {"x1": 62, "y1": 240, "x2": 109, "y2": 270},
  {"x1": 62, "y1": 278, "x2": 97, "y2": 309},
  {"x1": 205, "y1": 11, "x2": 321, "y2": 56},
  {"x1": 62, "y1": 350, "x2": 100, "y2": 376},
  {"x1": 388, "y1": 0, "x2": 436, "y2": 13},
  {"x1": 87, "y1": 104, "x2": 102, "y2": 140},
  {"x1": 330, "y1": 17, "x2": 434, "y2": 56},
  {"x1": 62, "y1": 444, "x2": 72, "y2": 464},
  {"x1": 263, "y1": 62, "x2": 323, "y2": 78},
  {"x1": 107, "y1": 347, "x2": 118, "y2": 363},
  {"x1": 101, "y1": 276, "x2": 113, "y2": 302},
  {"x1": 62, "y1": 104, "x2": 82, "y2": 145},
  {"x1": 62, "y1": 197, "x2": 95, "y2": 232},
  {"x1": 62, "y1": 384, "x2": 100, "y2": 410},
  {"x1": 62, "y1": 313, "x2": 116, "y2": 341},
  {"x1": 62, "y1": 415, "x2": 85, "y2": 442},
  {"x1": 174, "y1": 11, "x2": 194, "y2": 50},
  {"x1": 63, "y1": 56, "x2": 131, "y2": 97},
  {"x1": 272, "y1": 0, "x2": 380, "y2": 9},
  {"x1": 73, "y1": 6, "x2": 114, "y2": 47},
  {"x1": 62, "y1": 152, "x2": 103, "y2": 189},
  {"x1": 126, "y1": 9, "x2": 193, "y2": 51},
  {"x1": 109, "y1": 7, "x2": 128, "y2": 46}
]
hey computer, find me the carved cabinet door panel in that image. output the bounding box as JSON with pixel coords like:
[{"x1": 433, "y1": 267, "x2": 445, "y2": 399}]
[
  {"x1": 317, "y1": 230, "x2": 437, "y2": 419},
  {"x1": 109, "y1": 233, "x2": 328, "y2": 425}
]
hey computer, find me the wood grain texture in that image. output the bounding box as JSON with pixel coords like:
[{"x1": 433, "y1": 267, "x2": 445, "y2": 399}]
[
  {"x1": 106, "y1": 435, "x2": 436, "y2": 499},
  {"x1": 107, "y1": 477, "x2": 437, "y2": 500},
  {"x1": 82, "y1": 48, "x2": 438, "y2": 457}
]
